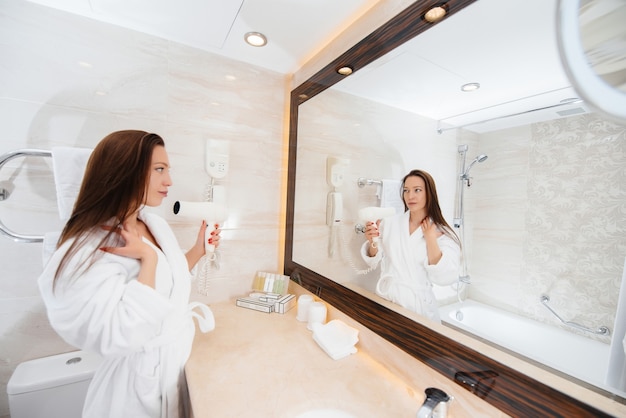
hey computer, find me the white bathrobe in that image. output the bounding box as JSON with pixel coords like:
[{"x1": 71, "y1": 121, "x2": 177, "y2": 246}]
[
  {"x1": 360, "y1": 211, "x2": 460, "y2": 322},
  {"x1": 38, "y1": 210, "x2": 214, "y2": 418}
]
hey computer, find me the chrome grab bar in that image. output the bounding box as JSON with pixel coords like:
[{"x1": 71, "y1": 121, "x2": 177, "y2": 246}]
[
  {"x1": 357, "y1": 177, "x2": 382, "y2": 188},
  {"x1": 540, "y1": 295, "x2": 610, "y2": 336},
  {"x1": 0, "y1": 148, "x2": 52, "y2": 243}
]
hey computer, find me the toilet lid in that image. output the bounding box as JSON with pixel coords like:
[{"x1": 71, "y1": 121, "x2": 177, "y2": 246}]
[{"x1": 7, "y1": 350, "x2": 103, "y2": 395}]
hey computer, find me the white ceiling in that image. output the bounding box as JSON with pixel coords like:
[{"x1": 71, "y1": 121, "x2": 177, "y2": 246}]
[
  {"x1": 26, "y1": 0, "x2": 584, "y2": 133},
  {"x1": 332, "y1": 0, "x2": 585, "y2": 133},
  {"x1": 25, "y1": 0, "x2": 381, "y2": 74}
]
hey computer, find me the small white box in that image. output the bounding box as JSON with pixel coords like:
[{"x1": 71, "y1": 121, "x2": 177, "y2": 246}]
[
  {"x1": 274, "y1": 294, "x2": 296, "y2": 314},
  {"x1": 236, "y1": 297, "x2": 274, "y2": 313}
]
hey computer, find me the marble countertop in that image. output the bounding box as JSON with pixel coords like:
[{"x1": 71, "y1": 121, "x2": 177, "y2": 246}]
[
  {"x1": 186, "y1": 299, "x2": 421, "y2": 418},
  {"x1": 186, "y1": 279, "x2": 513, "y2": 418}
]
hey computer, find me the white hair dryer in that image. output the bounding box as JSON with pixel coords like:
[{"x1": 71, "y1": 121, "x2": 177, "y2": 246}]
[
  {"x1": 173, "y1": 201, "x2": 228, "y2": 254},
  {"x1": 358, "y1": 206, "x2": 395, "y2": 248}
]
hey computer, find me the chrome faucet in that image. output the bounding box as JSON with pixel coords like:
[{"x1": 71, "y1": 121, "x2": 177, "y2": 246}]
[{"x1": 416, "y1": 387, "x2": 451, "y2": 418}]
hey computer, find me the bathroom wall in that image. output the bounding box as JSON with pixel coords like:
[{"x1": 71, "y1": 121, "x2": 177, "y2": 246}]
[{"x1": 0, "y1": 1, "x2": 286, "y2": 415}]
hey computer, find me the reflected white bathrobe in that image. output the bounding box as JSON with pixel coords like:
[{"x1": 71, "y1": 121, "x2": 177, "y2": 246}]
[
  {"x1": 360, "y1": 211, "x2": 460, "y2": 322},
  {"x1": 38, "y1": 211, "x2": 214, "y2": 418}
]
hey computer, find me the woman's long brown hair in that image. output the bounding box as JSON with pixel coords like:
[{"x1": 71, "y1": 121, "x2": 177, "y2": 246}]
[
  {"x1": 401, "y1": 169, "x2": 460, "y2": 246},
  {"x1": 54, "y1": 130, "x2": 165, "y2": 284}
]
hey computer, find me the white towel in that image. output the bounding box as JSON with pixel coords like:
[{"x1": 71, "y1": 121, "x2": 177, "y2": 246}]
[
  {"x1": 311, "y1": 319, "x2": 359, "y2": 360},
  {"x1": 376, "y1": 179, "x2": 404, "y2": 214},
  {"x1": 51, "y1": 147, "x2": 92, "y2": 222}
]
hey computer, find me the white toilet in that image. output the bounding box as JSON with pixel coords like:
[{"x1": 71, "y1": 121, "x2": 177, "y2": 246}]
[{"x1": 7, "y1": 350, "x2": 103, "y2": 418}]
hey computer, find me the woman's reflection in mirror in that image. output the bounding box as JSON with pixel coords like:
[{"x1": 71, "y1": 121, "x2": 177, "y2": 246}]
[{"x1": 360, "y1": 169, "x2": 461, "y2": 322}]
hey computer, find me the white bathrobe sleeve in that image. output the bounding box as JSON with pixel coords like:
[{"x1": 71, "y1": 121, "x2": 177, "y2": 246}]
[
  {"x1": 38, "y1": 233, "x2": 175, "y2": 357},
  {"x1": 360, "y1": 240, "x2": 382, "y2": 267}
]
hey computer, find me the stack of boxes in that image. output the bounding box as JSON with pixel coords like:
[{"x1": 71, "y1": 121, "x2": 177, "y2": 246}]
[{"x1": 235, "y1": 272, "x2": 296, "y2": 314}]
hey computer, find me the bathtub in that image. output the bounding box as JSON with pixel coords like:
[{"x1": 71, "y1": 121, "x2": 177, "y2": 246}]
[{"x1": 439, "y1": 299, "x2": 610, "y2": 390}]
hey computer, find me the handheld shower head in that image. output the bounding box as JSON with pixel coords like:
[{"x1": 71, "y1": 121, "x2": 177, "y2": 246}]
[{"x1": 463, "y1": 154, "x2": 488, "y2": 177}]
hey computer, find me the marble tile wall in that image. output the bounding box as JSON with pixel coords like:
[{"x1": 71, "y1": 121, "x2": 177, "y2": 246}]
[{"x1": 0, "y1": 1, "x2": 285, "y2": 415}]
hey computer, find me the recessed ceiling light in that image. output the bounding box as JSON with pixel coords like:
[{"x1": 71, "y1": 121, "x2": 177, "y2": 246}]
[
  {"x1": 461, "y1": 82, "x2": 480, "y2": 92},
  {"x1": 424, "y1": 4, "x2": 448, "y2": 23},
  {"x1": 244, "y1": 32, "x2": 267, "y2": 47},
  {"x1": 336, "y1": 66, "x2": 353, "y2": 76}
]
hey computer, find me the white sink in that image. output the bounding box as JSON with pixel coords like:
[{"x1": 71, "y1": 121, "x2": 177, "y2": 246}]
[{"x1": 295, "y1": 409, "x2": 356, "y2": 418}]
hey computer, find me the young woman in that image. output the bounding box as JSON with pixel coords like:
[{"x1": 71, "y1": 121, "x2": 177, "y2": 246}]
[
  {"x1": 361, "y1": 169, "x2": 460, "y2": 322},
  {"x1": 38, "y1": 130, "x2": 220, "y2": 417}
]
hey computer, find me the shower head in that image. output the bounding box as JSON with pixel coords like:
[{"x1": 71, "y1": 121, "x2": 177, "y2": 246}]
[{"x1": 463, "y1": 154, "x2": 488, "y2": 176}]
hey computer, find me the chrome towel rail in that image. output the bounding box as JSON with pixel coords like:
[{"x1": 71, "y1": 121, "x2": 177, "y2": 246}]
[
  {"x1": 540, "y1": 294, "x2": 610, "y2": 336},
  {"x1": 357, "y1": 177, "x2": 382, "y2": 188},
  {"x1": 0, "y1": 148, "x2": 52, "y2": 243}
]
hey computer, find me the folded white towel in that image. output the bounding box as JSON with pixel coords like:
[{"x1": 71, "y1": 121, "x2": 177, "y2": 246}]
[
  {"x1": 376, "y1": 179, "x2": 404, "y2": 215},
  {"x1": 51, "y1": 147, "x2": 92, "y2": 222},
  {"x1": 312, "y1": 319, "x2": 359, "y2": 360}
]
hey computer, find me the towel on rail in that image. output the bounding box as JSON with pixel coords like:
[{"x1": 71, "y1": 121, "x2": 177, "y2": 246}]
[
  {"x1": 51, "y1": 147, "x2": 92, "y2": 222},
  {"x1": 376, "y1": 179, "x2": 404, "y2": 215}
]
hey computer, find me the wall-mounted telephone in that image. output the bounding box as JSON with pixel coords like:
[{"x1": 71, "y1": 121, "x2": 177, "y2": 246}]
[
  {"x1": 205, "y1": 139, "x2": 229, "y2": 179},
  {"x1": 325, "y1": 156, "x2": 349, "y2": 227},
  {"x1": 326, "y1": 156, "x2": 349, "y2": 257}
]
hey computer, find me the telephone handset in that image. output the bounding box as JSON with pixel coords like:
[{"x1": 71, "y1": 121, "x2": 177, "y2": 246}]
[{"x1": 326, "y1": 191, "x2": 343, "y2": 226}]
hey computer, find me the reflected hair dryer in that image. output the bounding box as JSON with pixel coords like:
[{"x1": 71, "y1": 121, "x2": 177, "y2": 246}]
[
  {"x1": 173, "y1": 201, "x2": 228, "y2": 254},
  {"x1": 358, "y1": 206, "x2": 395, "y2": 248}
]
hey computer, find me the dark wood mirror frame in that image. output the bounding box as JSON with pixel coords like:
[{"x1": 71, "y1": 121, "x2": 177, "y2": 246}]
[{"x1": 284, "y1": 1, "x2": 610, "y2": 416}]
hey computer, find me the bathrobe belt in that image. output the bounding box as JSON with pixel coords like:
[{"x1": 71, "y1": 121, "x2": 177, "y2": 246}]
[{"x1": 143, "y1": 302, "x2": 215, "y2": 352}]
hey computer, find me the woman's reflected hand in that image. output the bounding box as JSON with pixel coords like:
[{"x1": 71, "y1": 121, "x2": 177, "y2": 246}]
[
  {"x1": 421, "y1": 217, "x2": 442, "y2": 241},
  {"x1": 364, "y1": 220, "x2": 381, "y2": 244}
]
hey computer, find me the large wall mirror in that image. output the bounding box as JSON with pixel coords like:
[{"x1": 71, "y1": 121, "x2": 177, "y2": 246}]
[{"x1": 285, "y1": 0, "x2": 626, "y2": 416}]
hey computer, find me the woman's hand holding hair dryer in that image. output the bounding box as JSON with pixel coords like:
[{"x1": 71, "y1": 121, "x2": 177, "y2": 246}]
[
  {"x1": 360, "y1": 206, "x2": 395, "y2": 257},
  {"x1": 365, "y1": 220, "x2": 381, "y2": 257},
  {"x1": 185, "y1": 220, "x2": 222, "y2": 270}
]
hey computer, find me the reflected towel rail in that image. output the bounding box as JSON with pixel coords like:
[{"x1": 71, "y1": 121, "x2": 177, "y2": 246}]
[
  {"x1": 0, "y1": 148, "x2": 52, "y2": 243},
  {"x1": 540, "y1": 294, "x2": 610, "y2": 336},
  {"x1": 357, "y1": 177, "x2": 382, "y2": 188}
]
